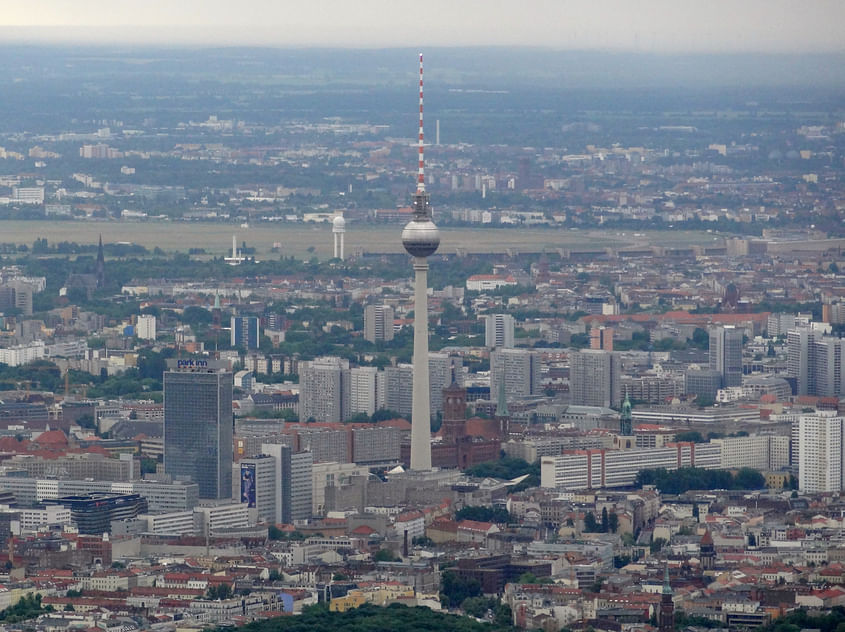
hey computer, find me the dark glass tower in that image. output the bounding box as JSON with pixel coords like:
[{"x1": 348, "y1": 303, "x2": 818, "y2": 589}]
[{"x1": 164, "y1": 361, "x2": 233, "y2": 499}]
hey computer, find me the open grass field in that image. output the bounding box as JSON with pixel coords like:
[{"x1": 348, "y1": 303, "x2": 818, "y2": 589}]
[{"x1": 1, "y1": 220, "x2": 722, "y2": 259}]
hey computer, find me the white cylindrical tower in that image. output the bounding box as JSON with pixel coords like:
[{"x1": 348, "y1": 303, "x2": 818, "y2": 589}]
[{"x1": 332, "y1": 214, "x2": 346, "y2": 260}]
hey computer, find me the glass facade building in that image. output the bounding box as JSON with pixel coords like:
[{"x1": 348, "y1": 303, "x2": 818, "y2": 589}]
[{"x1": 164, "y1": 364, "x2": 233, "y2": 499}]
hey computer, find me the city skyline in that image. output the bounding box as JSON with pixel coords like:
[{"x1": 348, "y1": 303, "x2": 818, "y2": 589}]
[{"x1": 0, "y1": 1, "x2": 843, "y2": 53}]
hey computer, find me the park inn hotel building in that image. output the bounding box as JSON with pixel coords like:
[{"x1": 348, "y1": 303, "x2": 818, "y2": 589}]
[{"x1": 164, "y1": 360, "x2": 233, "y2": 500}]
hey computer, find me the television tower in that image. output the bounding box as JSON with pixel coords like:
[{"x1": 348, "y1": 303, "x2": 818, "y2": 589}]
[{"x1": 402, "y1": 53, "x2": 440, "y2": 471}]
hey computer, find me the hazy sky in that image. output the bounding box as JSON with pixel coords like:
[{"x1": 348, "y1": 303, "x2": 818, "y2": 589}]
[{"x1": 1, "y1": 0, "x2": 843, "y2": 53}]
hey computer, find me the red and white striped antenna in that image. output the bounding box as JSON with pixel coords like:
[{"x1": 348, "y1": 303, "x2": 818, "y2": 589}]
[{"x1": 417, "y1": 52, "x2": 425, "y2": 193}]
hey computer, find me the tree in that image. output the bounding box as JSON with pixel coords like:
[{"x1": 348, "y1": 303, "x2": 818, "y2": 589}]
[
  {"x1": 440, "y1": 570, "x2": 482, "y2": 608},
  {"x1": 675, "y1": 431, "x2": 705, "y2": 443},
  {"x1": 516, "y1": 572, "x2": 552, "y2": 585},
  {"x1": 268, "y1": 525, "x2": 284, "y2": 540},
  {"x1": 206, "y1": 583, "x2": 232, "y2": 600},
  {"x1": 608, "y1": 512, "x2": 619, "y2": 534},
  {"x1": 461, "y1": 596, "x2": 494, "y2": 618},
  {"x1": 650, "y1": 537, "x2": 667, "y2": 553},
  {"x1": 140, "y1": 457, "x2": 158, "y2": 474},
  {"x1": 371, "y1": 409, "x2": 402, "y2": 422},
  {"x1": 455, "y1": 506, "x2": 511, "y2": 524},
  {"x1": 694, "y1": 394, "x2": 715, "y2": 407},
  {"x1": 373, "y1": 548, "x2": 398, "y2": 562},
  {"x1": 584, "y1": 511, "x2": 599, "y2": 533},
  {"x1": 601, "y1": 507, "x2": 609, "y2": 533},
  {"x1": 691, "y1": 327, "x2": 710, "y2": 350},
  {"x1": 494, "y1": 603, "x2": 513, "y2": 627},
  {"x1": 635, "y1": 466, "x2": 766, "y2": 494}
]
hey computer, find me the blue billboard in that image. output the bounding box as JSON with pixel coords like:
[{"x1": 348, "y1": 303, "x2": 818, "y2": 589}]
[{"x1": 240, "y1": 462, "x2": 256, "y2": 508}]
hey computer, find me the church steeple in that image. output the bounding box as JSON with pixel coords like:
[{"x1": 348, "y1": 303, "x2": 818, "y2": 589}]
[
  {"x1": 659, "y1": 563, "x2": 674, "y2": 632},
  {"x1": 494, "y1": 374, "x2": 510, "y2": 439},
  {"x1": 620, "y1": 390, "x2": 632, "y2": 436},
  {"x1": 95, "y1": 235, "x2": 105, "y2": 289}
]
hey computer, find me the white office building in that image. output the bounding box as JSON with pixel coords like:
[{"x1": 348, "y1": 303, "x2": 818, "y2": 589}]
[
  {"x1": 194, "y1": 502, "x2": 250, "y2": 536},
  {"x1": 137, "y1": 314, "x2": 156, "y2": 340},
  {"x1": 140, "y1": 511, "x2": 197, "y2": 536},
  {"x1": 364, "y1": 305, "x2": 394, "y2": 343},
  {"x1": 711, "y1": 434, "x2": 791, "y2": 471},
  {"x1": 491, "y1": 348, "x2": 541, "y2": 402},
  {"x1": 541, "y1": 442, "x2": 722, "y2": 491},
  {"x1": 797, "y1": 411, "x2": 844, "y2": 493},
  {"x1": 349, "y1": 366, "x2": 385, "y2": 417},
  {"x1": 485, "y1": 313, "x2": 515, "y2": 349},
  {"x1": 299, "y1": 356, "x2": 351, "y2": 423}
]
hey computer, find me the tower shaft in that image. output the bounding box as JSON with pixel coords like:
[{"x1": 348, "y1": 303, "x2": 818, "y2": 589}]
[{"x1": 410, "y1": 258, "x2": 432, "y2": 470}]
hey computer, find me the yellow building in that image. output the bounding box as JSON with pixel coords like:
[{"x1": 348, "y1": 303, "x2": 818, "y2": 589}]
[
  {"x1": 764, "y1": 471, "x2": 790, "y2": 490},
  {"x1": 329, "y1": 585, "x2": 417, "y2": 612}
]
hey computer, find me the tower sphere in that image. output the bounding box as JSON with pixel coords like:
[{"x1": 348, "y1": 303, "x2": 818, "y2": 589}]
[
  {"x1": 402, "y1": 219, "x2": 440, "y2": 258},
  {"x1": 332, "y1": 215, "x2": 346, "y2": 231}
]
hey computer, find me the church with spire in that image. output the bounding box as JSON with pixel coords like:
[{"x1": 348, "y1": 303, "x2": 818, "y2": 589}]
[
  {"x1": 493, "y1": 375, "x2": 511, "y2": 438},
  {"x1": 65, "y1": 235, "x2": 107, "y2": 299},
  {"x1": 95, "y1": 234, "x2": 105, "y2": 288},
  {"x1": 620, "y1": 391, "x2": 633, "y2": 436},
  {"x1": 659, "y1": 564, "x2": 675, "y2": 632}
]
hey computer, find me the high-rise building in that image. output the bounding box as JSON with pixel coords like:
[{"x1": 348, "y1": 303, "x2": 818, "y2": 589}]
[
  {"x1": 385, "y1": 364, "x2": 413, "y2": 419},
  {"x1": 364, "y1": 305, "x2": 394, "y2": 343},
  {"x1": 797, "y1": 411, "x2": 844, "y2": 493},
  {"x1": 709, "y1": 326, "x2": 743, "y2": 387},
  {"x1": 787, "y1": 328, "x2": 845, "y2": 397},
  {"x1": 237, "y1": 454, "x2": 277, "y2": 524},
  {"x1": 768, "y1": 313, "x2": 801, "y2": 338},
  {"x1": 490, "y1": 349, "x2": 542, "y2": 404},
  {"x1": 164, "y1": 360, "x2": 233, "y2": 500},
  {"x1": 349, "y1": 366, "x2": 384, "y2": 417},
  {"x1": 788, "y1": 328, "x2": 816, "y2": 395},
  {"x1": 230, "y1": 316, "x2": 260, "y2": 349},
  {"x1": 400, "y1": 53, "x2": 440, "y2": 471},
  {"x1": 484, "y1": 314, "x2": 515, "y2": 349},
  {"x1": 569, "y1": 350, "x2": 621, "y2": 408},
  {"x1": 813, "y1": 336, "x2": 845, "y2": 398},
  {"x1": 299, "y1": 356, "x2": 351, "y2": 422},
  {"x1": 590, "y1": 326, "x2": 614, "y2": 352},
  {"x1": 351, "y1": 427, "x2": 401, "y2": 465},
  {"x1": 261, "y1": 443, "x2": 313, "y2": 524},
  {"x1": 137, "y1": 314, "x2": 156, "y2": 340},
  {"x1": 684, "y1": 367, "x2": 723, "y2": 401}
]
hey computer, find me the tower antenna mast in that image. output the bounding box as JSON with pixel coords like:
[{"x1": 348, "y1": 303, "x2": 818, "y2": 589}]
[{"x1": 417, "y1": 53, "x2": 425, "y2": 194}]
